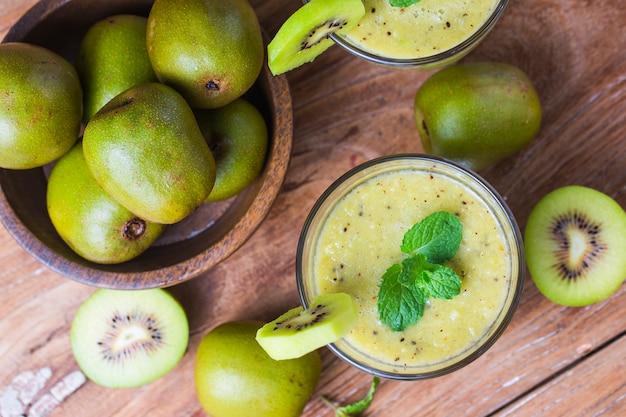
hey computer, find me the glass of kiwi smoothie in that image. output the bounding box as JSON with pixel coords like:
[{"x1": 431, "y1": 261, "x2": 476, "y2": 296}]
[
  {"x1": 296, "y1": 154, "x2": 525, "y2": 380},
  {"x1": 320, "y1": 0, "x2": 508, "y2": 69}
]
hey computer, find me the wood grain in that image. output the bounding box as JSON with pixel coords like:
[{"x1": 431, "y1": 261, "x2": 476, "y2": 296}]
[{"x1": 1, "y1": 0, "x2": 625, "y2": 416}]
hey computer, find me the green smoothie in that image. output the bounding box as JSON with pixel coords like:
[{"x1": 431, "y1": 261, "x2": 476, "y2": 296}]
[
  {"x1": 299, "y1": 157, "x2": 522, "y2": 377},
  {"x1": 344, "y1": 0, "x2": 500, "y2": 60}
]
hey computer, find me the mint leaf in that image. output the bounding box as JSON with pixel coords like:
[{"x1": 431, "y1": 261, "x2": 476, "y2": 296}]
[
  {"x1": 378, "y1": 263, "x2": 426, "y2": 331},
  {"x1": 401, "y1": 211, "x2": 462, "y2": 264},
  {"x1": 322, "y1": 377, "x2": 380, "y2": 417},
  {"x1": 389, "y1": 0, "x2": 422, "y2": 7},
  {"x1": 415, "y1": 261, "x2": 462, "y2": 300},
  {"x1": 397, "y1": 255, "x2": 424, "y2": 286}
]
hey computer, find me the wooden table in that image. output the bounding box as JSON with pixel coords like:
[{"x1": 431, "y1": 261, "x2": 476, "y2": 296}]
[{"x1": 1, "y1": 0, "x2": 624, "y2": 416}]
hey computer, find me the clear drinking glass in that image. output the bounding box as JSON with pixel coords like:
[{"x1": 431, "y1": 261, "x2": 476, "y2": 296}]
[
  {"x1": 304, "y1": 0, "x2": 509, "y2": 69},
  {"x1": 296, "y1": 154, "x2": 524, "y2": 380}
]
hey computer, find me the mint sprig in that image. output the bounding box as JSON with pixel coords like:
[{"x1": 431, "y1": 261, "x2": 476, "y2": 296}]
[
  {"x1": 322, "y1": 376, "x2": 380, "y2": 417},
  {"x1": 389, "y1": 0, "x2": 422, "y2": 7},
  {"x1": 378, "y1": 211, "x2": 463, "y2": 332}
]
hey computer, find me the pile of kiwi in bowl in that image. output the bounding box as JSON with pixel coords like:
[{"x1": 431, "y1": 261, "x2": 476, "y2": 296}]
[{"x1": 0, "y1": 0, "x2": 293, "y2": 289}]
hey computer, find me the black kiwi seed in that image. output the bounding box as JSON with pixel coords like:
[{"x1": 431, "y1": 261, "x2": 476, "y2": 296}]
[
  {"x1": 551, "y1": 211, "x2": 606, "y2": 281},
  {"x1": 272, "y1": 304, "x2": 332, "y2": 332},
  {"x1": 300, "y1": 18, "x2": 348, "y2": 50}
]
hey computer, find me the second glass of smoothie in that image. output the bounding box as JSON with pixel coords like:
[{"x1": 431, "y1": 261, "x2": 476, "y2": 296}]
[{"x1": 296, "y1": 154, "x2": 524, "y2": 380}]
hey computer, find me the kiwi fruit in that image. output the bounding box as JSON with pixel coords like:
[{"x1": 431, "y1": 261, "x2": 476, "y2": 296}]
[
  {"x1": 267, "y1": 0, "x2": 366, "y2": 75},
  {"x1": 70, "y1": 288, "x2": 189, "y2": 388},
  {"x1": 524, "y1": 185, "x2": 626, "y2": 306},
  {"x1": 194, "y1": 97, "x2": 268, "y2": 202},
  {"x1": 46, "y1": 142, "x2": 165, "y2": 264},
  {"x1": 195, "y1": 320, "x2": 321, "y2": 417},
  {"x1": 414, "y1": 61, "x2": 542, "y2": 171},
  {"x1": 255, "y1": 292, "x2": 359, "y2": 360},
  {"x1": 0, "y1": 42, "x2": 82, "y2": 169}
]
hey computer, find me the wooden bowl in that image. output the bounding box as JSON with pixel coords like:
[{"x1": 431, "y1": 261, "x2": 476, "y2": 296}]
[{"x1": 0, "y1": 0, "x2": 293, "y2": 289}]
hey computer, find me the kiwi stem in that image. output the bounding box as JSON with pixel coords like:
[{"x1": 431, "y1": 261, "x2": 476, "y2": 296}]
[
  {"x1": 122, "y1": 218, "x2": 147, "y2": 241},
  {"x1": 205, "y1": 80, "x2": 219, "y2": 91}
]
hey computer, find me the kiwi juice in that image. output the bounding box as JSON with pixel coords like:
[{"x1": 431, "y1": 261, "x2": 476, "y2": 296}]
[
  {"x1": 342, "y1": 0, "x2": 501, "y2": 60},
  {"x1": 297, "y1": 155, "x2": 524, "y2": 379}
]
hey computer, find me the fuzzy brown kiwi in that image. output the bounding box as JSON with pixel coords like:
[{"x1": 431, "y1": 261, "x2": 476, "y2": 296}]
[
  {"x1": 524, "y1": 186, "x2": 626, "y2": 306},
  {"x1": 267, "y1": 0, "x2": 365, "y2": 75},
  {"x1": 70, "y1": 288, "x2": 189, "y2": 388}
]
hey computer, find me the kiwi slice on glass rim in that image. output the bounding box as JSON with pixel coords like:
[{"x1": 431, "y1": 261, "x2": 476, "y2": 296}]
[
  {"x1": 267, "y1": 0, "x2": 365, "y2": 75},
  {"x1": 256, "y1": 292, "x2": 359, "y2": 360},
  {"x1": 524, "y1": 185, "x2": 626, "y2": 306},
  {"x1": 70, "y1": 288, "x2": 189, "y2": 388}
]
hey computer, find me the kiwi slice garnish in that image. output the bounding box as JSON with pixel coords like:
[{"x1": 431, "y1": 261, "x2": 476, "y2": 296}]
[
  {"x1": 267, "y1": 0, "x2": 366, "y2": 75},
  {"x1": 524, "y1": 185, "x2": 626, "y2": 306},
  {"x1": 255, "y1": 292, "x2": 359, "y2": 360},
  {"x1": 70, "y1": 288, "x2": 189, "y2": 388}
]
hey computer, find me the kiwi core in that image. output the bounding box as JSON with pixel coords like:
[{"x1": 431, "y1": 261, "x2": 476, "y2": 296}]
[
  {"x1": 100, "y1": 310, "x2": 162, "y2": 362},
  {"x1": 552, "y1": 212, "x2": 605, "y2": 280}
]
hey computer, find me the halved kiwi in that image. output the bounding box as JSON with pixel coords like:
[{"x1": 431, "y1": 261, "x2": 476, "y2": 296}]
[
  {"x1": 256, "y1": 292, "x2": 359, "y2": 360},
  {"x1": 70, "y1": 288, "x2": 189, "y2": 388},
  {"x1": 524, "y1": 185, "x2": 626, "y2": 306},
  {"x1": 267, "y1": 0, "x2": 365, "y2": 75}
]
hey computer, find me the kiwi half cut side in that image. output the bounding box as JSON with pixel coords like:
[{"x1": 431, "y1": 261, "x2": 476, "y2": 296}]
[
  {"x1": 267, "y1": 0, "x2": 366, "y2": 75},
  {"x1": 524, "y1": 185, "x2": 626, "y2": 306},
  {"x1": 256, "y1": 292, "x2": 359, "y2": 360},
  {"x1": 70, "y1": 288, "x2": 189, "y2": 388}
]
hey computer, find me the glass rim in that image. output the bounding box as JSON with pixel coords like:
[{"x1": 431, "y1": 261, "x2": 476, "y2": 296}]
[
  {"x1": 295, "y1": 153, "x2": 526, "y2": 380},
  {"x1": 327, "y1": 0, "x2": 510, "y2": 67}
]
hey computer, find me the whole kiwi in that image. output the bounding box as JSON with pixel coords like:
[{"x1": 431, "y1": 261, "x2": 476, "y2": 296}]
[
  {"x1": 46, "y1": 142, "x2": 165, "y2": 264},
  {"x1": 75, "y1": 14, "x2": 157, "y2": 121},
  {"x1": 414, "y1": 61, "x2": 542, "y2": 171},
  {"x1": 0, "y1": 42, "x2": 82, "y2": 169},
  {"x1": 82, "y1": 82, "x2": 216, "y2": 225},
  {"x1": 146, "y1": 0, "x2": 264, "y2": 109},
  {"x1": 194, "y1": 98, "x2": 268, "y2": 202},
  {"x1": 195, "y1": 320, "x2": 321, "y2": 417}
]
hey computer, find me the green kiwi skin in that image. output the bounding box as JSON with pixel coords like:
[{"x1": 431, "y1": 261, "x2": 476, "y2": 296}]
[
  {"x1": 524, "y1": 185, "x2": 626, "y2": 307},
  {"x1": 195, "y1": 320, "x2": 321, "y2": 417},
  {"x1": 46, "y1": 142, "x2": 165, "y2": 264},
  {"x1": 194, "y1": 98, "x2": 268, "y2": 202}
]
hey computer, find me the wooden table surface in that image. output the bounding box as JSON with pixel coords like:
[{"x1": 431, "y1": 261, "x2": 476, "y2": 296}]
[{"x1": 1, "y1": 0, "x2": 625, "y2": 416}]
